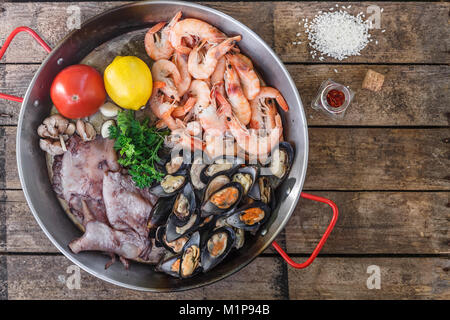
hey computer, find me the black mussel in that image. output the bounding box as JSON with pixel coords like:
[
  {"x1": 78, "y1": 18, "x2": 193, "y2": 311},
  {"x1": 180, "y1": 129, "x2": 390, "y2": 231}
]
[
  {"x1": 165, "y1": 209, "x2": 201, "y2": 242},
  {"x1": 226, "y1": 201, "x2": 271, "y2": 232},
  {"x1": 155, "y1": 254, "x2": 182, "y2": 278},
  {"x1": 201, "y1": 226, "x2": 236, "y2": 273},
  {"x1": 172, "y1": 183, "x2": 196, "y2": 225},
  {"x1": 248, "y1": 176, "x2": 271, "y2": 203},
  {"x1": 201, "y1": 182, "x2": 243, "y2": 217},
  {"x1": 148, "y1": 196, "x2": 176, "y2": 237},
  {"x1": 155, "y1": 226, "x2": 189, "y2": 254},
  {"x1": 179, "y1": 231, "x2": 202, "y2": 278},
  {"x1": 231, "y1": 166, "x2": 259, "y2": 196},
  {"x1": 202, "y1": 174, "x2": 231, "y2": 204},
  {"x1": 150, "y1": 174, "x2": 187, "y2": 197},
  {"x1": 200, "y1": 156, "x2": 244, "y2": 184},
  {"x1": 190, "y1": 157, "x2": 207, "y2": 190},
  {"x1": 267, "y1": 142, "x2": 294, "y2": 188}
]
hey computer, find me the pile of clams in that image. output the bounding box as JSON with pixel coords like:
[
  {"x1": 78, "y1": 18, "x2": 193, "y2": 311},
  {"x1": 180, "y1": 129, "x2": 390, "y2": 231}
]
[{"x1": 150, "y1": 142, "x2": 294, "y2": 278}]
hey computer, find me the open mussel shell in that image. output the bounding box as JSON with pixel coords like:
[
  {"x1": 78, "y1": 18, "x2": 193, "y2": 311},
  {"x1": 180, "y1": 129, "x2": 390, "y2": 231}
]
[
  {"x1": 155, "y1": 226, "x2": 189, "y2": 254},
  {"x1": 190, "y1": 156, "x2": 208, "y2": 191},
  {"x1": 200, "y1": 156, "x2": 244, "y2": 184},
  {"x1": 201, "y1": 226, "x2": 236, "y2": 273},
  {"x1": 248, "y1": 176, "x2": 272, "y2": 203},
  {"x1": 226, "y1": 201, "x2": 271, "y2": 232},
  {"x1": 267, "y1": 141, "x2": 294, "y2": 188},
  {"x1": 155, "y1": 254, "x2": 182, "y2": 278},
  {"x1": 231, "y1": 165, "x2": 259, "y2": 196},
  {"x1": 202, "y1": 174, "x2": 231, "y2": 204},
  {"x1": 149, "y1": 174, "x2": 187, "y2": 197},
  {"x1": 165, "y1": 209, "x2": 202, "y2": 242},
  {"x1": 201, "y1": 182, "x2": 243, "y2": 217},
  {"x1": 172, "y1": 183, "x2": 196, "y2": 226},
  {"x1": 179, "y1": 231, "x2": 202, "y2": 278},
  {"x1": 148, "y1": 196, "x2": 176, "y2": 237}
]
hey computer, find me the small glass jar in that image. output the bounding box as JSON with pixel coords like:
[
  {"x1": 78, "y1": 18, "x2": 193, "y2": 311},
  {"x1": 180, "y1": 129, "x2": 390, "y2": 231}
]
[{"x1": 311, "y1": 79, "x2": 354, "y2": 119}]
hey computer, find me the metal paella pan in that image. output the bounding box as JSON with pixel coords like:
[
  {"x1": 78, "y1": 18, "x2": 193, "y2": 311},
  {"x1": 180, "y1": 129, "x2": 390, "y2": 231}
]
[{"x1": 1, "y1": 1, "x2": 338, "y2": 291}]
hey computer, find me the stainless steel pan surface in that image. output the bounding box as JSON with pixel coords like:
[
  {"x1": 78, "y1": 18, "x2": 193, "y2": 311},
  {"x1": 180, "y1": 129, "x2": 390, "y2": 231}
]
[{"x1": 8, "y1": 1, "x2": 327, "y2": 291}]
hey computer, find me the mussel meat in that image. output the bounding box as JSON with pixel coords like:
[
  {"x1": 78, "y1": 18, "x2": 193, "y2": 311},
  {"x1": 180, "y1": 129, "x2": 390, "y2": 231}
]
[
  {"x1": 190, "y1": 157, "x2": 207, "y2": 190},
  {"x1": 165, "y1": 209, "x2": 201, "y2": 242},
  {"x1": 180, "y1": 232, "x2": 202, "y2": 278},
  {"x1": 155, "y1": 226, "x2": 189, "y2": 254},
  {"x1": 172, "y1": 183, "x2": 196, "y2": 224},
  {"x1": 267, "y1": 142, "x2": 294, "y2": 188},
  {"x1": 200, "y1": 157, "x2": 244, "y2": 184},
  {"x1": 156, "y1": 254, "x2": 182, "y2": 278},
  {"x1": 201, "y1": 227, "x2": 236, "y2": 272},
  {"x1": 201, "y1": 182, "x2": 243, "y2": 217},
  {"x1": 232, "y1": 166, "x2": 259, "y2": 196},
  {"x1": 150, "y1": 174, "x2": 187, "y2": 197},
  {"x1": 226, "y1": 202, "x2": 271, "y2": 232}
]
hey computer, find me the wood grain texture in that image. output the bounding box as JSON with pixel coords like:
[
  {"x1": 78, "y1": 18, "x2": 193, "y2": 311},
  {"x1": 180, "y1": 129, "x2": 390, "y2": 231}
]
[
  {"x1": 1, "y1": 190, "x2": 448, "y2": 254},
  {"x1": 1, "y1": 64, "x2": 449, "y2": 126},
  {"x1": 288, "y1": 257, "x2": 449, "y2": 299},
  {"x1": 6, "y1": 255, "x2": 287, "y2": 300},
  {"x1": 0, "y1": 1, "x2": 273, "y2": 63},
  {"x1": 1, "y1": 2, "x2": 449, "y2": 63},
  {"x1": 274, "y1": 2, "x2": 450, "y2": 63},
  {"x1": 1, "y1": 127, "x2": 449, "y2": 190},
  {"x1": 5, "y1": 255, "x2": 449, "y2": 299},
  {"x1": 284, "y1": 191, "x2": 450, "y2": 254}
]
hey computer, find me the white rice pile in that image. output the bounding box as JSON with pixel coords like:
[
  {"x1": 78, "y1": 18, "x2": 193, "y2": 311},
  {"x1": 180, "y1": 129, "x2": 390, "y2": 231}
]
[{"x1": 305, "y1": 10, "x2": 371, "y2": 60}]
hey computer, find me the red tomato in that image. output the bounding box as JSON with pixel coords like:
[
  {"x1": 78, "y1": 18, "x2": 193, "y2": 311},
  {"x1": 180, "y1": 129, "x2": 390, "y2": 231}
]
[{"x1": 50, "y1": 64, "x2": 106, "y2": 119}]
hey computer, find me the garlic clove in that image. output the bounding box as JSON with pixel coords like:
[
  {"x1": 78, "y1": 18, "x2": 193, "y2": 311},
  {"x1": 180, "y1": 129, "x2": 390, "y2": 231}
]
[
  {"x1": 99, "y1": 102, "x2": 120, "y2": 118},
  {"x1": 101, "y1": 120, "x2": 116, "y2": 138}
]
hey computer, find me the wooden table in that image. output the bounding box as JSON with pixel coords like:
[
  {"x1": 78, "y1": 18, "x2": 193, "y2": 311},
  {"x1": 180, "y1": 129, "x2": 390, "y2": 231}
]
[{"x1": 0, "y1": 1, "x2": 448, "y2": 300}]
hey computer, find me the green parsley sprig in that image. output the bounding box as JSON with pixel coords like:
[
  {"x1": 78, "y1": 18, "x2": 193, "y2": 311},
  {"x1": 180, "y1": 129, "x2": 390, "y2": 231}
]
[{"x1": 108, "y1": 110, "x2": 169, "y2": 188}]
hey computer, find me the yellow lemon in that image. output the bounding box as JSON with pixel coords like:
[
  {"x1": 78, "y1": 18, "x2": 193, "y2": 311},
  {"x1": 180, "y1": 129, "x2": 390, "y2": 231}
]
[{"x1": 104, "y1": 56, "x2": 152, "y2": 110}]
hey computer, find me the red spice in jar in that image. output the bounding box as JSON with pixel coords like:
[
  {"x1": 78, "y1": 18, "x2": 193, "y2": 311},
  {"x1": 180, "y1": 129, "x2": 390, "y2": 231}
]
[{"x1": 326, "y1": 89, "x2": 345, "y2": 108}]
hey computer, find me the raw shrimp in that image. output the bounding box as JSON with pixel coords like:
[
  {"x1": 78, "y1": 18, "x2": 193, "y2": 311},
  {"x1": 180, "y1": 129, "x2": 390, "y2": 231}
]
[
  {"x1": 167, "y1": 127, "x2": 205, "y2": 151},
  {"x1": 152, "y1": 59, "x2": 182, "y2": 101},
  {"x1": 226, "y1": 53, "x2": 260, "y2": 100},
  {"x1": 150, "y1": 90, "x2": 194, "y2": 130},
  {"x1": 188, "y1": 36, "x2": 241, "y2": 80},
  {"x1": 172, "y1": 97, "x2": 196, "y2": 119},
  {"x1": 251, "y1": 86, "x2": 289, "y2": 114},
  {"x1": 226, "y1": 113, "x2": 283, "y2": 157},
  {"x1": 149, "y1": 90, "x2": 179, "y2": 130},
  {"x1": 224, "y1": 58, "x2": 251, "y2": 125},
  {"x1": 249, "y1": 87, "x2": 289, "y2": 130},
  {"x1": 144, "y1": 12, "x2": 182, "y2": 60},
  {"x1": 169, "y1": 18, "x2": 225, "y2": 54},
  {"x1": 172, "y1": 52, "x2": 191, "y2": 97},
  {"x1": 211, "y1": 56, "x2": 226, "y2": 86}
]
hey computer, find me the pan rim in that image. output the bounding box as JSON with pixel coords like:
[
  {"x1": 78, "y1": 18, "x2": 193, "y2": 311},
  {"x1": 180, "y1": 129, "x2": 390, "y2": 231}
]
[{"x1": 16, "y1": 0, "x2": 309, "y2": 292}]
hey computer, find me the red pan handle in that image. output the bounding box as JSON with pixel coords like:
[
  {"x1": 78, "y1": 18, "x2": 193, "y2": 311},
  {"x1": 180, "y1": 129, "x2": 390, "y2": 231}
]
[
  {"x1": 272, "y1": 192, "x2": 338, "y2": 269},
  {"x1": 0, "y1": 26, "x2": 52, "y2": 103}
]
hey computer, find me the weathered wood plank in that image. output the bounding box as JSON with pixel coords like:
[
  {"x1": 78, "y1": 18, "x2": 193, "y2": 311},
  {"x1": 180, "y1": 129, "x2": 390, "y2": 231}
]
[
  {"x1": 288, "y1": 257, "x2": 449, "y2": 299},
  {"x1": 290, "y1": 64, "x2": 450, "y2": 126},
  {"x1": 284, "y1": 191, "x2": 450, "y2": 254},
  {"x1": 1, "y1": 64, "x2": 449, "y2": 126},
  {"x1": 2, "y1": 127, "x2": 449, "y2": 190},
  {"x1": 1, "y1": 2, "x2": 449, "y2": 63},
  {"x1": 5, "y1": 255, "x2": 449, "y2": 299},
  {"x1": 6, "y1": 255, "x2": 287, "y2": 299},
  {"x1": 0, "y1": 1, "x2": 273, "y2": 63},
  {"x1": 2, "y1": 190, "x2": 448, "y2": 254},
  {"x1": 274, "y1": 2, "x2": 450, "y2": 63}
]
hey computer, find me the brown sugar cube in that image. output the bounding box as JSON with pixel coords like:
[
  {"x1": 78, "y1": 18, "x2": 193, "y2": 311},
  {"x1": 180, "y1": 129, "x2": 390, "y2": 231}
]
[{"x1": 362, "y1": 69, "x2": 385, "y2": 92}]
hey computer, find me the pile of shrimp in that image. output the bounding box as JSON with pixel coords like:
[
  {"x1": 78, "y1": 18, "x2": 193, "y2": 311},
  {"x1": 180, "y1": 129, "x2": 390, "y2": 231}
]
[{"x1": 145, "y1": 11, "x2": 289, "y2": 160}]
